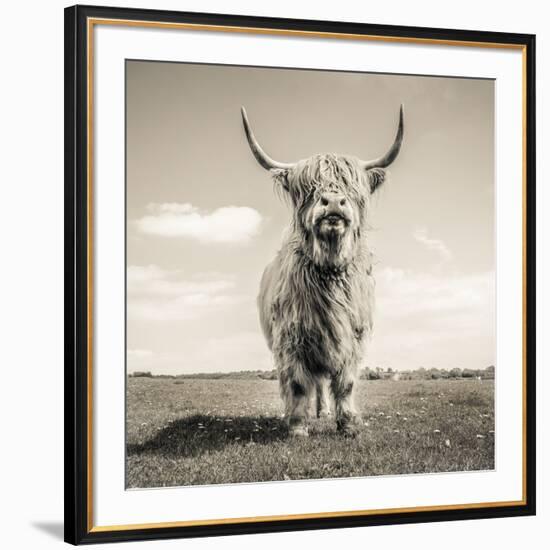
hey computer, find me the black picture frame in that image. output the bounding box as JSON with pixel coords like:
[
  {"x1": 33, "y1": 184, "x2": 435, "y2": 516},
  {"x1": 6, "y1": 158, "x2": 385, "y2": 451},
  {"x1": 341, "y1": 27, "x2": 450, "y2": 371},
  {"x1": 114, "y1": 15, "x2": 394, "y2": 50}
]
[{"x1": 65, "y1": 4, "x2": 536, "y2": 545}]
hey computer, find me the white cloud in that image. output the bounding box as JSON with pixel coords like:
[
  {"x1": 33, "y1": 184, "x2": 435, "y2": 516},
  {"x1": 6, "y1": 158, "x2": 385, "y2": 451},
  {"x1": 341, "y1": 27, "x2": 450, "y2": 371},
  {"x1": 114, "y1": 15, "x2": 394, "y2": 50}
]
[
  {"x1": 368, "y1": 267, "x2": 495, "y2": 370},
  {"x1": 183, "y1": 332, "x2": 273, "y2": 373},
  {"x1": 128, "y1": 265, "x2": 234, "y2": 297},
  {"x1": 127, "y1": 264, "x2": 246, "y2": 321},
  {"x1": 376, "y1": 267, "x2": 494, "y2": 318},
  {"x1": 135, "y1": 202, "x2": 263, "y2": 244},
  {"x1": 126, "y1": 332, "x2": 272, "y2": 375},
  {"x1": 413, "y1": 227, "x2": 452, "y2": 261}
]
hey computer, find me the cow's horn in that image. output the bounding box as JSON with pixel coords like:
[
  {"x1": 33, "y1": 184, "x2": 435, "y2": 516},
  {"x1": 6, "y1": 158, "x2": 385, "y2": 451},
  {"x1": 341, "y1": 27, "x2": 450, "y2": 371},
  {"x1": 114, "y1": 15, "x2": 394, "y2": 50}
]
[
  {"x1": 360, "y1": 104, "x2": 404, "y2": 170},
  {"x1": 241, "y1": 107, "x2": 296, "y2": 171}
]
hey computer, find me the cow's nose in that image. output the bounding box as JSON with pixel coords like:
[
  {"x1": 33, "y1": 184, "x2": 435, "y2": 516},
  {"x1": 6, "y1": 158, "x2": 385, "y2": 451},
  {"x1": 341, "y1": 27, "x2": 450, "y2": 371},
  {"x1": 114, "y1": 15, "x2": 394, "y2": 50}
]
[{"x1": 320, "y1": 193, "x2": 347, "y2": 211}]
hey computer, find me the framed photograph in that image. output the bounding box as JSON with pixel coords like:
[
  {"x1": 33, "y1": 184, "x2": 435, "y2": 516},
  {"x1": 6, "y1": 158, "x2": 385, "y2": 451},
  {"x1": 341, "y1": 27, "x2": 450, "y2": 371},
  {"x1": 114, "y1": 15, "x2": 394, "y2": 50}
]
[{"x1": 64, "y1": 4, "x2": 536, "y2": 545}]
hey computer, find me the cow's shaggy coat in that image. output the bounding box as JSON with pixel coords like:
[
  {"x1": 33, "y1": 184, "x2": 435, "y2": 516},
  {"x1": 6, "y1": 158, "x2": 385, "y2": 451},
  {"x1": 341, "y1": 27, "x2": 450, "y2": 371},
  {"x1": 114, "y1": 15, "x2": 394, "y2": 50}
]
[{"x1": 242, "y1": 107, "x2": 403, "y2": 436}]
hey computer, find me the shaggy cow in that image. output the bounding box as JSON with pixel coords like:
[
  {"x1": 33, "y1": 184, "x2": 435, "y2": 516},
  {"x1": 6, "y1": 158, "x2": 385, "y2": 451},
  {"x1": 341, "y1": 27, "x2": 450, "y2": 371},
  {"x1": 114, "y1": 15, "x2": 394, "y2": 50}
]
[{"x1": 241, "y1": 106, "x2": 404, "y2": 437}]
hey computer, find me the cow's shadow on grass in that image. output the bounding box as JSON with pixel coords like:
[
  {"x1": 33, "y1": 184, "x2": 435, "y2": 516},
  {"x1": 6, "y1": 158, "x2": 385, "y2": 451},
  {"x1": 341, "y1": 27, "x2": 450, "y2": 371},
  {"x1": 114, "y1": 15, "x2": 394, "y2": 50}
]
[{"x1": 127, "y1": 415, "x2": 289, "y2": 459}]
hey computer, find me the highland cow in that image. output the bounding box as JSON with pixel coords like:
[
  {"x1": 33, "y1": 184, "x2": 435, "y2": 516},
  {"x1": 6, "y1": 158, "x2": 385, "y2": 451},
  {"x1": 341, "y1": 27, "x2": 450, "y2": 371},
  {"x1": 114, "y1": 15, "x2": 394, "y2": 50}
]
[{"x1": 241, "y1": 105, "x2": 404, "y2": 437}]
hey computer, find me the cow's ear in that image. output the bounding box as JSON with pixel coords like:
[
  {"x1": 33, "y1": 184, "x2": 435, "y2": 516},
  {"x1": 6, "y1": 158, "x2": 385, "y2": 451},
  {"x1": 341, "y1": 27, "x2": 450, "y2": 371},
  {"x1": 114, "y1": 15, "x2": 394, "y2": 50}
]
[
  {"x1": 367, "y1": 167, "x2": 387, "y2": 194},
  {"x1": 272, "y1": 168, "x2": 290, "y2": 192}
]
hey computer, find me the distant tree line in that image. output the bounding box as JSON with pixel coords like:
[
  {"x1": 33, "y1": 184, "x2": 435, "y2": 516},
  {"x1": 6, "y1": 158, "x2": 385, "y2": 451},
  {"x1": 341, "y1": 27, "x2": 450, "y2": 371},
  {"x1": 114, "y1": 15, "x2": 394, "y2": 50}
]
[
  {"x1": 359, "y1": 365, "x2": 495, "y2": 381},
  {"x1": 129, "y1": 369, "x2": 278, "y2": 380},
  {"x1": 130, "y1": 366, "x2": 494, "y2": 381}
]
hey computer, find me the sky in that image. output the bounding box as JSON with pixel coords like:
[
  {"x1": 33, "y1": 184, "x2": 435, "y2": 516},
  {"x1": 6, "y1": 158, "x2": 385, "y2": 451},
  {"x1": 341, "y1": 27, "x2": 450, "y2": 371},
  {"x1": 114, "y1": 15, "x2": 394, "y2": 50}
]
[{"x1": 126, "y1": 60, "x2": 495, "y2": 374}]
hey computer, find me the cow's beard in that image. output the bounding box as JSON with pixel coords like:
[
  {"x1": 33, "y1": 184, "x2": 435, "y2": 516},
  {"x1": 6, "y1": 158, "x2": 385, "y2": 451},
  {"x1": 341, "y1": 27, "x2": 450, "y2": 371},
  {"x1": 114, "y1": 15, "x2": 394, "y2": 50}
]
[{"x1": 309, "y1": 226, "x2": 357, "y2": 270}]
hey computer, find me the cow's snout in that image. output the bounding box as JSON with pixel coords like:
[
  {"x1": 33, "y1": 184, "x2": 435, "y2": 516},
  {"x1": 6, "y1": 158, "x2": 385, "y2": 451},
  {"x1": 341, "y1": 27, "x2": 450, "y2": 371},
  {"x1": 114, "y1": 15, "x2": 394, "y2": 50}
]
[
  {"x1": 319, "y1": 193, "x2": 348, "y2": 216},
  {"x1": 311, "y1": 191, "x2": 354, "y2": 235}
]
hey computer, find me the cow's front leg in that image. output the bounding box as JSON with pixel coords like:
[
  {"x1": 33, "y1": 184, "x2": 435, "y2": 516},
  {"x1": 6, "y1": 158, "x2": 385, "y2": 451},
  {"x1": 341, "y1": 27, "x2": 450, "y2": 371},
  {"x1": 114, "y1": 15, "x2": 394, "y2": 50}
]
[
  {"x1": 331, "y1": 369, "x2": 360, "y2": 436},
  {"x1": 279, "y1": 367, "x2": 313, "y2": 437},
  {"x1": 316, "y1": 377, "x2": 332, "y2": 418}
]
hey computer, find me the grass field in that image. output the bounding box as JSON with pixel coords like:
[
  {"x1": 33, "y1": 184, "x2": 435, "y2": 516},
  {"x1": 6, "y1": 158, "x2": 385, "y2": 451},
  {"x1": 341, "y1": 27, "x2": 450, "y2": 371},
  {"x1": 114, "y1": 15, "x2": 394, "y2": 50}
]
[{"x1": 126, "y1": 377, "x2": 494, "y2": 488}]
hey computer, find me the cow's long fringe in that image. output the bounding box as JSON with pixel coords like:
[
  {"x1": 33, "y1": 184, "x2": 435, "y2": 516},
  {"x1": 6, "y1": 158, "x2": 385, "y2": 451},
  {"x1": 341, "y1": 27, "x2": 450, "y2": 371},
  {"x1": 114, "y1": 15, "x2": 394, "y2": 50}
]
[{"x1": 288, "y1": 154, "x2": 371, "y2": 209}]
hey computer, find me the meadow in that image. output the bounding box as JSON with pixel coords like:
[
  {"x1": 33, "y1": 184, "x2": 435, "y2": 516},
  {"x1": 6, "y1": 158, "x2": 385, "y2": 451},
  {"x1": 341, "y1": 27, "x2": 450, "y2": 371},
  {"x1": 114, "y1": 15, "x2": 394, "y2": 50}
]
[{"x1": 126, "y1": 377, "x2": 494, "y2": 488}]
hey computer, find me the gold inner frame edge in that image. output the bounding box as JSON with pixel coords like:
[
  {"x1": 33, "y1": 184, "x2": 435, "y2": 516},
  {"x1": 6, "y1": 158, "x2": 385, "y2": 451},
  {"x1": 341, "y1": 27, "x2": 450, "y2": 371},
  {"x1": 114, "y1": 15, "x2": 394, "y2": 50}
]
[{"x1": 85, "y1": 16, "x2": 529, "y2": 533}]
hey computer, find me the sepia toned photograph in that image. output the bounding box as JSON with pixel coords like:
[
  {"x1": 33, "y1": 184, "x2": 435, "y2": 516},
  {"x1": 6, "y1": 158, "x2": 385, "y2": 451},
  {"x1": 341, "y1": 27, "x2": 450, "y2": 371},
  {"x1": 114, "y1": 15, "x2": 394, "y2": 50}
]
[{"x1": 125, "y1": 60, "x2": 495, "y2": 489}]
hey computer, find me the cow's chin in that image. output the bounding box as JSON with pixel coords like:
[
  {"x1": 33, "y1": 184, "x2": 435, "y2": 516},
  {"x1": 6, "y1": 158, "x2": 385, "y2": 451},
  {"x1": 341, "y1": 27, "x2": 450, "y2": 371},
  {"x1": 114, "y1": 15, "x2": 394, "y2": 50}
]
[{"x1": 310, "y1": 224, "x2": 355, "y2": 270}]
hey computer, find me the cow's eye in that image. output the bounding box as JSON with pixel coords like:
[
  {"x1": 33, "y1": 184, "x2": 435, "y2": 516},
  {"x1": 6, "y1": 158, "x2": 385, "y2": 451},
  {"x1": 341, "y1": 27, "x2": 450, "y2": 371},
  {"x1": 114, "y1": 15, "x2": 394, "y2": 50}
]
[{"x1": 321, "y1": 197, "x2": 329, "y2": 206}]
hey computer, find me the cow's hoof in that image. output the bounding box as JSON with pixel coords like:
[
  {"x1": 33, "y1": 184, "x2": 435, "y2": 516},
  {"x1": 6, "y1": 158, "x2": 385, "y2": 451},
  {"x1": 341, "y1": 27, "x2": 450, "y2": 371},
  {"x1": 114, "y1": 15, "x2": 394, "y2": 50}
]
[
  {"x1": 318, "y1": 410, "x2": 332, "y2": 419},
  {"x1": 336, "y1": 417, "x2": 360, "y2": 438},
  {"x1": 289, "y1": 425, "x2": 309, "y2": 437}
]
